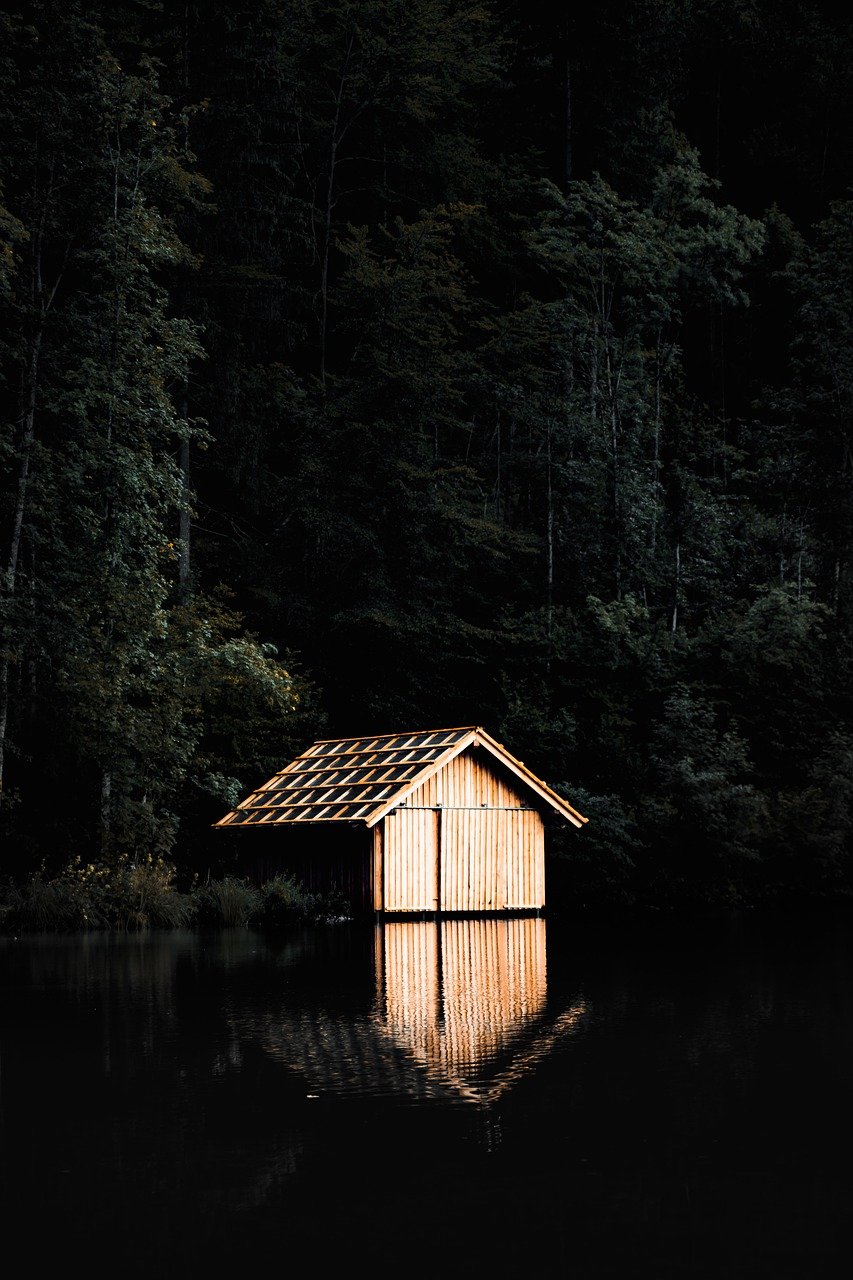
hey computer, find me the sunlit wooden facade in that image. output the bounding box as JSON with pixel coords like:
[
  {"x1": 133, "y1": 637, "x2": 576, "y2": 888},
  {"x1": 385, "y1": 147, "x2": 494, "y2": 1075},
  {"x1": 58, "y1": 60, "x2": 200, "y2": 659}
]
[{"x1": 215, "y1": 725, "x2": 588, "y2": 914}]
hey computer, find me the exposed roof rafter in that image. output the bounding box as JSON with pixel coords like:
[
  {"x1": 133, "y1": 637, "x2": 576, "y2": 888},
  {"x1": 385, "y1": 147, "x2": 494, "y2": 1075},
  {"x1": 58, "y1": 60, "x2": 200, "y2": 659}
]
[{"x1": 214, "y1": 725, "x2": 588, "y2": 829}]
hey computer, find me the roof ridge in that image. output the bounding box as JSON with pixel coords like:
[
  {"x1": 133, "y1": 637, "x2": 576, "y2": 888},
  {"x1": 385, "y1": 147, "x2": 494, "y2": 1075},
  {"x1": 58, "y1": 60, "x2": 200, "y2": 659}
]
[{"x1": 310, "y1": 725, "x2": 478, "y2": 745}]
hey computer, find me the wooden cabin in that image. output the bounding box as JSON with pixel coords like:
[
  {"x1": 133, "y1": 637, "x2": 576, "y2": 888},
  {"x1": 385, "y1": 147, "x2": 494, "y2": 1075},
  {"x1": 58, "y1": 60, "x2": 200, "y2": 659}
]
[{"x1": 214, "y1": 725, "x2": 588, "y2": 915}]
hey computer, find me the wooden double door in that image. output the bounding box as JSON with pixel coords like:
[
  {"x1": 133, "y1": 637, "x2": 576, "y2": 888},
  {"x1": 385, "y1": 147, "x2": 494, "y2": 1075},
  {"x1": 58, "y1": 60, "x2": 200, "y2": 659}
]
[{"x1": 380, "y1": 806, "x2": 544, "y2": 913}]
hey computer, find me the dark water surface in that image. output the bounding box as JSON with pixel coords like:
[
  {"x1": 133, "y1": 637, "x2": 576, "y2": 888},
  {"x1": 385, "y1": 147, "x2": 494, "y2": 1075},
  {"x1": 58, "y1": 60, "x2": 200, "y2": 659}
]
[{"x1": 2, "y1": 907, "x2": 852, "y2": 1278}]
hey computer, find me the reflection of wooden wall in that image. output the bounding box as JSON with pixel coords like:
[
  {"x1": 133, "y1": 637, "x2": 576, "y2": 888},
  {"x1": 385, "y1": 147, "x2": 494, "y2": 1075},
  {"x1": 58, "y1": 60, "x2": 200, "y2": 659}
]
[
  {"x1": 376, "y1": 749, "x2": 546, "y2": 912},
  {"x1": 377, "y1": 917, "x2": 442, "y2": 1067},
  {"x1": 378, "y1": 918, "x2": 548, "y2": 1081}
]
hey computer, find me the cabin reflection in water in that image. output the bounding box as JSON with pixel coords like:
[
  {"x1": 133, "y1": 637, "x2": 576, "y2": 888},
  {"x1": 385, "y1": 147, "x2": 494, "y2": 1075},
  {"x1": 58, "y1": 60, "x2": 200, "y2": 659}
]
[
  {"x1": 375, "y1": 918, "x2": 585, "y2": 1104},
  {"x1": 258, "y1": 918, "x2": 586, "y2": 1108}
]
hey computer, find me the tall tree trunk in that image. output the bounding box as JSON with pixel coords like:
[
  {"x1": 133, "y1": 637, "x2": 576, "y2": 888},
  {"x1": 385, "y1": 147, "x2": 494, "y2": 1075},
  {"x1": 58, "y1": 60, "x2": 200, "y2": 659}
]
[
  {"x1": 319, "y1": 134, "x2": 338, "y2": 388},
  {"x1": 604, "y1": 340, "x2": 621, "y2": 597},
  {"x1": 564, "y1": 52, "x2": 572, "y2": 186},
  {"x1": 718, "y1": 298, "x2": 727, "y2": 488},
  {"x1": 671, "y1": 540, "x2": 681, "y2": 633},
  {"x1": 651, "y1": 326, "x2": 663, "y2": 555},
  {"x1": 546, "y1": 422, "x2": 554, "y2": 646},
  {"x1": 178, "y1": 437, "x2": 191, "y2": 595},
  {"x1": 319, "y1": 36, "x2": 353, "y2": 388},
  {"x1": 100, "y1": 770, "x2": 112, "y2": 852},
  {"x1": 554, "y1": 18, "x2": 572, "y2": 187},
  {"x1": 0, "y1": 328, "x2": 43, "y2": 808},
  {"x1": 178, "y1": 387, "x2": 191, "y2": 596},
  {"x1": 4, "y1": 334, "x2": 41, "y2": 594}
]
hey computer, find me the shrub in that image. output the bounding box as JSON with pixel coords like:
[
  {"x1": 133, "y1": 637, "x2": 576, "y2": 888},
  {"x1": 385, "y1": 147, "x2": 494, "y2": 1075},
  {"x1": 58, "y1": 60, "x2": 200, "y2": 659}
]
[
  {"x1": 115, "y1": 856, "x2": 195, "y2": 929},
  {"x1": 195, "y1": 875, "x2": 261, "y2": 927},
  {"x1": 2, "y1": 872, "x2": 91, "y2": 931},
  {"x1": 0, "y1": 862, "x2": 350, "y2": 932},
  {"x1": 253, "y1": 872, "x2": 351, "y2": 925},
  {"x1": 0, "y1": 856, "x2": 194, "y2": 932},
  {"x1": 255, "y1": 872, "x2": 312, "y2": 925}
]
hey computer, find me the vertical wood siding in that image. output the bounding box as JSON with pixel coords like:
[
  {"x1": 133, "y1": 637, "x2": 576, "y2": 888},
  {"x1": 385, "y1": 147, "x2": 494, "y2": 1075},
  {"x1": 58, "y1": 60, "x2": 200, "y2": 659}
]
[
  {"x1": 439, "y1": 807, "x2": 545, "y2": 910},
  {"x1": 382, "y1": 807, "x2": 439, "y2": 911},
  {"x1": 372, "y1": 824, "x2": 383, "y2": 912},
  {"x1": 406, "y1": 750, "x2": 530, "y2": 809},
  {"x1": 378, "y1": 748, "x2": 546, "y2": 912}
]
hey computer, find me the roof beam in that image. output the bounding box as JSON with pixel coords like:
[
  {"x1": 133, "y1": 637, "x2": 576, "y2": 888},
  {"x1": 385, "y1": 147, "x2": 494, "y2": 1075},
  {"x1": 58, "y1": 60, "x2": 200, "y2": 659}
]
[{"x1": 365, "y1": 730, "x2": 480, "y2": 826}]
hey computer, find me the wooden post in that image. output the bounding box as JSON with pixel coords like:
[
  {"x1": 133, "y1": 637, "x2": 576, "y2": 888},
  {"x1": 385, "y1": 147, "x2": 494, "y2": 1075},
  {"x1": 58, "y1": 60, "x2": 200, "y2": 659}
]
[
  {"x1": 373, "y1": 822, "x2": 384, "y2": 915},
  {"x1": 435, "y1": 805, "x2": 443, "y2": 914}
]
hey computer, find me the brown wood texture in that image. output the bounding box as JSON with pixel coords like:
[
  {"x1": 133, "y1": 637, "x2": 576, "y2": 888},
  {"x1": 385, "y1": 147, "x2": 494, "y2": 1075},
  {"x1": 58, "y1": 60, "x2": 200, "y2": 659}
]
[
  {"x1": 254, "y1": 918, "x2": 587, "y2": 1103},
  {"x1": 379, "y1": 918, "x2": 442, "y2": 1067},
  {"x1": 383, "y1": 807, "x2": 439, "y2": 911},
  {"x1": 372, "y1": 824, "x2": 384, "y2": 912},
  {"x1": 365, "y1": 727, "x2": 587, "y2": 829},
  {"x1": 378, "y1": 750, "x2": 546, "y2": 912}
]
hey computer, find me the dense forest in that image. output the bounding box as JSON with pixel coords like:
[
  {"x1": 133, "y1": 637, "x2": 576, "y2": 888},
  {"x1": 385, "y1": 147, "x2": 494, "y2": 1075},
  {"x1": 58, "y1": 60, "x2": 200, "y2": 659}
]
[{"x1": 1, "y1": 0, "x2": 852, "y2": 907}]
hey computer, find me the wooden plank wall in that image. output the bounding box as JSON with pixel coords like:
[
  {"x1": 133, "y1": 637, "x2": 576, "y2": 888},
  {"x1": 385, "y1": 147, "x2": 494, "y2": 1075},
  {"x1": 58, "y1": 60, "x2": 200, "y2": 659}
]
[
  {"x1": 377, "y1": 749, "x2": 546, "y2": 912},
  {"x1": 382, "y1": 807, "x2": 439, "y2": 911},
  {"x1": 406, "y1": 751, "x2": 526, "y2": 808},
  {"x1": 439, "y1": 807, "x2": 544, "y2": 910}
]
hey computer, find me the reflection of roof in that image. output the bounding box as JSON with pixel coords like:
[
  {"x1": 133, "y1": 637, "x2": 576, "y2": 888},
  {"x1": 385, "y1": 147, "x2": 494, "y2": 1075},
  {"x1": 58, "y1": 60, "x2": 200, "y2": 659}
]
[
  {"x1": 248, "y1": 919, "x2": 588, "y2": 1107},
  {"x1": 254, "y1": 1000, "x2": 587, "y2": 1106},
  {"x1": 259, "y1": 1008, "x2": 465, "y2": 1102},
  {"x1": 215, "y1": 725, "x2": 588, "y2": 829},
  {"x1": 375, "y1": 1000, "x2": 588, "y2": 1106}
]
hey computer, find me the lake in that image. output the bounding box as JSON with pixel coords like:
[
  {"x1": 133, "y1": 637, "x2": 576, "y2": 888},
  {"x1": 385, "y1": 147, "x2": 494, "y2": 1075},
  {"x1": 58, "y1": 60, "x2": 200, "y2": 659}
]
[{"x1": 2, "y1": 906, "x2": 851, "y2": 1277}]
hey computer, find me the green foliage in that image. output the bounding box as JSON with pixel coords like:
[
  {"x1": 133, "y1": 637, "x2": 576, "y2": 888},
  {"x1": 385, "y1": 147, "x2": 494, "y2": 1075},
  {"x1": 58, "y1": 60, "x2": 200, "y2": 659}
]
[
  {"x1": 642, "y1": 688, "x2": 768, "y2": 903},
  {"x1": 2, "y1": 0, "x2": 853, "y2": 908},
  {"x1": 195, "y1": 876, "x2": 262, "y2": 928},
  {"x1": 548, "y1": 787, "x2": 639, "y2": 906},
  {"x1": 119, "y1": 857, "x2": 195, "y2": 929},
  {"x1": 0, "y1": 860, "x2": 349, "y2": 931},
  {"x1": 255, "y1": 873, "x2": 350, "y2": 926},
  {"x1": 3, "y1": 872, "x2": 92, "y2": 931},
  {"x1": 0, "y1": 4, "x2": 315, "y2": 867},
  {"x1": 0, "y1": 188, "x2": 25, "y2": 295},
  {"x1": 1, "y1": 855, "x2": 193, "y2": 931}
]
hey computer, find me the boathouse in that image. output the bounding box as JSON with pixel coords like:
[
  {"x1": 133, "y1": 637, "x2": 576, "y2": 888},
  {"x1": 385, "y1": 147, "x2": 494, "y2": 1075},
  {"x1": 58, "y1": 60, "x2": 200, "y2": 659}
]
[{"x1": 214, "y1": 725, "x2": 588, "y2": 914}]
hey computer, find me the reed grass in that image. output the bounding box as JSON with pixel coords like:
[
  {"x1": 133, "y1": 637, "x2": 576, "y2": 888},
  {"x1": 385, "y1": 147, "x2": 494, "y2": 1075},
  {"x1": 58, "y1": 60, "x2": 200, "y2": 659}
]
[{"x1": 195, "y1": 875, "x2": 261, "y2": 927}]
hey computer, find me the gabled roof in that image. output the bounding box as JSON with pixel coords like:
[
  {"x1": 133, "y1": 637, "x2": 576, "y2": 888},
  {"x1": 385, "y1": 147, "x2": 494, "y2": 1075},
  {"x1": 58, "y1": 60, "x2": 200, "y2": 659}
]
[{"x1": 214, "y1": 726, "x2": 588, "y2": 830}]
